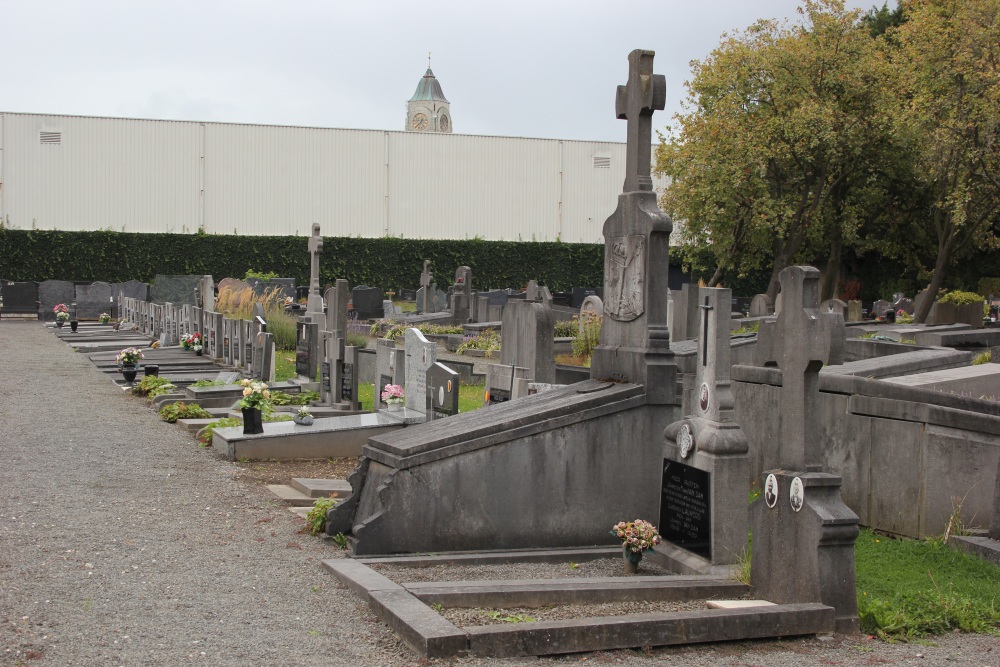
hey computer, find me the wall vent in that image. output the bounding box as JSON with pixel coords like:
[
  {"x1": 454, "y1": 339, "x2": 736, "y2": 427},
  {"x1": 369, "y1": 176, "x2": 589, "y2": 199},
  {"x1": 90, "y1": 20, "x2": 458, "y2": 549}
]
[
  {"x1": 592, "y1": 155, "x2": 611, "y2": 169},
  {"x1": 39, "y1": 131, "x2": 62, "y2": 145}
]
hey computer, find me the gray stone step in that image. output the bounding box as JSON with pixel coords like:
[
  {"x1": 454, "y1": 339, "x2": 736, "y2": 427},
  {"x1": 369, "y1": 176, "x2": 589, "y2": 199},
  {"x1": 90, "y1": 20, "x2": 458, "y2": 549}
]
[
  {"x1": 265, "y1": 484, "x2": 315, "y2": 506},
  {"x1": 290, "y1": 478, "x2": 352, "y2": 498}
]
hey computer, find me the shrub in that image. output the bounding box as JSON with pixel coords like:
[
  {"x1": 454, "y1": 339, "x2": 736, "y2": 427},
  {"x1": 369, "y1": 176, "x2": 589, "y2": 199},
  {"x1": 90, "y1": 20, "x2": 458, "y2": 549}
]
[
  {"x1": 305, "y1": 497, "x2": 337, "y2": 536},
  {"x1": 269, "y1": 390, "x2": 320, "y2": 406},
  {"x1": 938, "y1": 290, "x2": 985, "y2": 306},
  {"x1": 553, "y1": 319, "x2": 578, "y2": 338},
  {"x1": 147, "y1": 383, "x2": 178, "y2": 403},
  {"x1": 196, "y1": 417, "x2": 242, "y2": 446},
  {"x1": 159, "y1": 402, "x2": 211, "y2": 423},
  {"x1": 572, "y1": 313, "x2": 602, "y2": 360},
  {"x1": 977, "y1": 277, "x2": 1000, "y2": 298},
  {"x1": 132, "y1": 375, "x2": 173, "y2": 397},
  {"x1": 456, "y1": 329, "x2": 501, "y2": 354}
]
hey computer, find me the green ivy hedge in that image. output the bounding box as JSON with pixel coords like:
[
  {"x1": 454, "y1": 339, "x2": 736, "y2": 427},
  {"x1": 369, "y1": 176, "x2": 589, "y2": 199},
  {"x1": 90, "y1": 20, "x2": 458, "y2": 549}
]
[{"x1": 0, "y1": 229, "x2": 609, "y2": 291}]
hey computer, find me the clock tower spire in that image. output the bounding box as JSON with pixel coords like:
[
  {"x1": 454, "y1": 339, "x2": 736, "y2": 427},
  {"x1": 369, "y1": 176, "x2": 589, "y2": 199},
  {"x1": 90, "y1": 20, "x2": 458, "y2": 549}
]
[{"x1": 406, "y1": 57, "x2": 452, "y2": 133}]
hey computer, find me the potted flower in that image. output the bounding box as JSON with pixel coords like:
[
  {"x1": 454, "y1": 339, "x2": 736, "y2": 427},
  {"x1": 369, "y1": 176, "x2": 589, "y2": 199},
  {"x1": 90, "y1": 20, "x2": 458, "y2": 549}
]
[
  {"x1": 180, "y1": 333, "x2": 192, "y2": 350},
  {"x1": 53, "y1": 303, "x2": 69, "y2": 328},
  {"x1": 115, "y1": 346, "x2": 144, "y2": 384},
  {"x1": 293, "y1": 406, "x2": 314, "y2": 426},
  {"x1": 238, "y1": 379, "x2": 271, "y2": 434},
  {"x1": 190, "y1": 332, "x2": 203, "y2": 355},
  {"x1": 381, "y1": 384, "x2": 405, "y2": 412},
  {"x1": 99, "y1": 312, "x2": 112, "y2": 325},
  {"x1": 611, "y1": 519, "x2": 662, "y2": 574}
]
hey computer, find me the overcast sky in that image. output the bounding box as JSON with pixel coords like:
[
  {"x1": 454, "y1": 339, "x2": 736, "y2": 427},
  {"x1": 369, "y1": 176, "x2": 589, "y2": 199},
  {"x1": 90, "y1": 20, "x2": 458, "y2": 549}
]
[{"x1": 3, "y1": 0, "x2": 874, "y2": 143}]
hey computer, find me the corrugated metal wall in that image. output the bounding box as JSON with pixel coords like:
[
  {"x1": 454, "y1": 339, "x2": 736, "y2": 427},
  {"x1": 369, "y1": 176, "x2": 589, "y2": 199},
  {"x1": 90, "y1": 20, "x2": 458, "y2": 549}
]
[{"x1": 0, "y1": 112, "x2": 668, "y2": 242}]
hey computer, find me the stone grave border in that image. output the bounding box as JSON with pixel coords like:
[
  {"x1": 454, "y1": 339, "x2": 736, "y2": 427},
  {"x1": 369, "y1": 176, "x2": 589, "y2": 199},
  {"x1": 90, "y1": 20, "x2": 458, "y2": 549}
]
[{"x1": 322, "y1": 548, "x2": 834, "y2": 659}]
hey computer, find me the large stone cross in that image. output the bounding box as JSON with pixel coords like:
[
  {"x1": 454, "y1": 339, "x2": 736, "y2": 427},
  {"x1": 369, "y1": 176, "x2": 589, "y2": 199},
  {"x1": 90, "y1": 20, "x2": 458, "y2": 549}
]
[
  {"x1": 420, "y1": 260, "x2": 433, "y2": 313},
  {"x1": 756, "y1": 266, "x2": 845, "y2": 472},
  {"x1": 616, "y1": 49, "x2": 666, "y2": 193},
  {"x1": 306, "y1": 224, "x2": 325, "y2": 316}
]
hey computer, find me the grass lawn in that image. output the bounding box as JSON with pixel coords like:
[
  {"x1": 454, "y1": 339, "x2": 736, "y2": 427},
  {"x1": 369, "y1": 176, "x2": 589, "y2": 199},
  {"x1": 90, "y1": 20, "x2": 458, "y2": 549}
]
[
  {"x1": 359, "y1": 382, "x2": 485, "y2": 413},
  {"x1": 855, "y1": 528, "x2": 1000, "y2": 638}
]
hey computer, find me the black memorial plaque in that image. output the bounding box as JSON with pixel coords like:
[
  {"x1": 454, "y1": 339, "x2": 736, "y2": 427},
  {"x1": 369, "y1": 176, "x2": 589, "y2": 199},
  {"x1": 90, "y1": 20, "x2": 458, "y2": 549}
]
[
  {"x1": 295, "y1": 322, "x2": 310, "y2": 377},
  {"x1": 427, "y1": 362, "x2": 459, "y2": 418},
  {"x1": 488, "y1": 387, "x2": 511, "y2": 405},
  {"x1": 340, "y1": 362, "x2": 355, "y2": 403},
  {"x1": 659, "y1": 459, "x2": 711, "y2": 560},
  {"x1": 321, "y1": 362, "x2": 331, "y2": 387}
]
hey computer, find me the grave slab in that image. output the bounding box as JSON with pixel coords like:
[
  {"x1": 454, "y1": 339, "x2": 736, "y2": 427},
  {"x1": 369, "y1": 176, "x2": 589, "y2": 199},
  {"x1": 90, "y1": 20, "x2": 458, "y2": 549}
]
[{"x1": 290, "y1": 478, "x2": 353, "y2": 498}]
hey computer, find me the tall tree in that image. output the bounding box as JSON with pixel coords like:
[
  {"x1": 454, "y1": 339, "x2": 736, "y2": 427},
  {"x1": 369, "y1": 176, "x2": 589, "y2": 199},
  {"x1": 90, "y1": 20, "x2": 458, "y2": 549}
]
[
  {"x1": 892, "y1": 0, "x2": 1000, "y2": 322},
  {"x1": 658, "y1": 0, "x2": 896, "y2": 301}
]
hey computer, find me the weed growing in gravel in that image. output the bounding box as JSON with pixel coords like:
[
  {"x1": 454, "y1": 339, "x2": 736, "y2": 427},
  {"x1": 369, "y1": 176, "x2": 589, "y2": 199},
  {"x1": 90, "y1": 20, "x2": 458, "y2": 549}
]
[
  {"x1": 484, "y1": 611, "x2": 535, "y2": 623},
  {"x1": 196, "y1": 418, "x2": 242, "y2": 446},
  {"x1": 158, "y1": 402, "x2": 211, "y2": 423},
  {"x1": 305, "y1": 497, "x2": 336, "y2": 536},
  {"x1": 332, "y1": 533, "x2": 349, "y2": 550}
]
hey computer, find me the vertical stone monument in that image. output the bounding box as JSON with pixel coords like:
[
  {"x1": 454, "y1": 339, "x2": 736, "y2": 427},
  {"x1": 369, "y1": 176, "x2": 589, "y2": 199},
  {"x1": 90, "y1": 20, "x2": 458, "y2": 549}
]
[
  {"x1": 661, "y1": 287, "x2": 749, "y2": 574},
  {"x1": 589, "y1": 49, "x2": 675, "y2": 404},
  {"x1": 305, "y1": 223, "x2": 325, "y2": 319},
  {"x1": 419, "y1": 260, "x2": 434, "y2": 314},
  {"x1": 750, "y1": 265, "x2": 859, "y2": 634}
]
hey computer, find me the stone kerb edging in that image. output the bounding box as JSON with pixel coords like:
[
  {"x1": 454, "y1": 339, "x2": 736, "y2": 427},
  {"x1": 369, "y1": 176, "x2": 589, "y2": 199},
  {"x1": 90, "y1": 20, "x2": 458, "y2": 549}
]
[{"x1": 322, "y1": 555, "x2": 835, "y2": 659}]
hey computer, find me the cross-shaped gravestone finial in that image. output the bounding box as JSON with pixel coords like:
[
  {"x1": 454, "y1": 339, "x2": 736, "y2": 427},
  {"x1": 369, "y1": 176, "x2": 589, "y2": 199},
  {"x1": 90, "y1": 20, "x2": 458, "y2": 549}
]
[
  {"x1": 756, "y1": 266, "x2": 845, "y2": 472},
  {"x1": 308, "y1": 223, "x2": 323, "y2": 295},
  {"x1": 616, "y1": 49, "x2": 666, "y2": 193}
]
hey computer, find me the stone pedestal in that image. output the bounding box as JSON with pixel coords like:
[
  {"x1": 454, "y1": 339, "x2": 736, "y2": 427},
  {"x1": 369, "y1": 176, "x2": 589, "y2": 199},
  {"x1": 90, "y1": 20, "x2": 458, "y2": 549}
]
[{"x1": 750, "y1": 471, "x2": 859, "y2": 634}]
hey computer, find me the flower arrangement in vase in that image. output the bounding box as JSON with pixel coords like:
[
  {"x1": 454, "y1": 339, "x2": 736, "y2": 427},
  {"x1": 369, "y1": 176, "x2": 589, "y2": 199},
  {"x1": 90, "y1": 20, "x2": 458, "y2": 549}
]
[
  {"x1": 115, "y1": 347, "x2": 144, "y2": 367},
  {"x1": 611, "y1": 519, "x2": 661, "y2": 574},
  {"x1": 54, "y1": 303, "x2": 70, "y2": 326},
  {"x1": 238, "y1": 379, "x2": 271, "y2": 434},
  {"x1": 99, "y1": 312, "x2": 112, "y2": 324},
  {"x1": 381, "y1": 384, "x2": 405, "y2": 411}
]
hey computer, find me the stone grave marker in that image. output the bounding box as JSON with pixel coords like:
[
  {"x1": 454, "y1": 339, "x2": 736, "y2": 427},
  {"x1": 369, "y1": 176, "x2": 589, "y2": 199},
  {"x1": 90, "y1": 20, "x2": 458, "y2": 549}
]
[
  {"x1": 484, "y1": 363, "x2": 529, "y2": 405},
  {"x1": 150, "y1": 274, "x2": 202, "y2": 305},
  {"x1": 38, "y1": 280, "x2": 75, "y2": 320},
  {"x1": 570, "y1": 287, "x2": 600, "y2": 309},
  {"x1": 846, "y1": 300, "x2": 862, "y2": 322},
  {"x1": 750, "y1": 265, "x2": 859, "y2": 634},
  {"x1": 749, "y1": 294, "x2": 773, "y2": 318},
  {"x1": 662, "y1": 287, "x2": 748, "y2": 568},
  {"x1": 340, "y1": 345, "x2": 360, "y2": 408},
  {"x1": 326, "y1": 280, "x2": 349, "y2": 338},
  {"x1": 589, "y1": 49, "x2": 675, "y2": 404},
  {"x1": 500, "y1": 299, "x2": 556, "y2": 384},
  {"x1": 296, "y1": 319, "x2": 320, "y2": 380},
  {"x1": 305, "y1": 223, "x2": 325, "y2": 317},
  {"x1": 351, "y1": 286, "x2": 385, "y2": 320},
  {"x1": 819, "y1": 298, "x2": 847, "y2": 319},
  {"x1": 451, "y1": 266, "x2": 473, "y2": 322},
  {"x1": 222, "y1": 317, "x2": 234, "y2": 365},
  {"x1": 426, "y1": 362, "x2": 460, "y2": 420},
  {"x1": 113, "y1": 280, "x2": 150, "y2": 303},
  {"x1": 74, "y1": 282, "x2": 112, "y2": 319},
  {"x1": 579, "y1": 295, "x2": 603, "y2": 335},
  {"x1": 419, "y1": 260, "x2": 434, "y2": 314},
  {"x1": 382, "y1": 300, "x2": 402, "y2": 320},
  {"x1": 893, "y1": 295, "x2": 914, "y2": 315},
  {"x1": 404, "y1": 328, "x2": 437, "y2": 415},
  {"x1": 217, "y1": 278, "x2": 253, "y2": 307},
  {"x1": 872, "y1": 299, "x2": 892, "y2": 321},
  {"x1": 0, "y1": 281, "x2": 38, "y2": 317}
]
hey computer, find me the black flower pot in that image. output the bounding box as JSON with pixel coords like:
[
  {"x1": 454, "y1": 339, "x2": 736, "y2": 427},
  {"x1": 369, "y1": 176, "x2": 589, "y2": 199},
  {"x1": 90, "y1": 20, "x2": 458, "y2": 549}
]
[
  {"x1": 70, "y1": 320, "x2": 78, "y2": 332},
  {"x1": 56, "y1": 320, "x2": 65, "y2": 328},
  {"x1": 121, "y1": 365, "x2": 138, "y2": 384},
  {"x1": 242, "y1": 407, "x2": 264, "y2": 435}
]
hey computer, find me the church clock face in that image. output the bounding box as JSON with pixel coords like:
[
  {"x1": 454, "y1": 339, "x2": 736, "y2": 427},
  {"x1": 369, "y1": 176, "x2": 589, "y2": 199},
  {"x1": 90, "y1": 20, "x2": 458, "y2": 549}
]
[
  {"x1": 439, "y1": 114, "x2": 449, "y2": 131},
  {"x1": 412, "y1": 113, "x2": 428, "y2": 130}
]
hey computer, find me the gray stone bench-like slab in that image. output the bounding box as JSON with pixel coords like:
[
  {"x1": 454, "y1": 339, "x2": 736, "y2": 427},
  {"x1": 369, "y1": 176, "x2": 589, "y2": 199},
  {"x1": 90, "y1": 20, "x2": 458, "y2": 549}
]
[{"x1": 211, "y1": 413, "x2": 406, "y2": 461}]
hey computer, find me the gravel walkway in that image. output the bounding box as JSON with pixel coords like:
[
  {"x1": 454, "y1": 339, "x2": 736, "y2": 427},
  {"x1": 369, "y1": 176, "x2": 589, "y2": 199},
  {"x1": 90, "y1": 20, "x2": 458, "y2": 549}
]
[{"x1": 2, "y1": 320, "x2": 999, "y2": 666}]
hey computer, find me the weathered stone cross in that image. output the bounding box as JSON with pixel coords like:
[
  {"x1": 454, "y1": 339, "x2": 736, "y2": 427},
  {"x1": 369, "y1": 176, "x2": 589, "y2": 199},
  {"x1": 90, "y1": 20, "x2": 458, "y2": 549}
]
[
  {"x1": 616, "y1": 49, "x2": 666, "y2": 193},
  {"x1": 308, "y1": 223, "x2": 323, "y2": 296},
  {"x1": 756, "y1": 266, "x2": 845, "y2": 472},
  {"x1": 420, "y1": 260, "x2": 433, "y2": 313}
]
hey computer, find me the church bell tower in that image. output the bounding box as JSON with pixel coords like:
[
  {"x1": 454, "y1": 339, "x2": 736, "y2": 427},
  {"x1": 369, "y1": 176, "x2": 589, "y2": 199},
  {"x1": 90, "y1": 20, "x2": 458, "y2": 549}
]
[{"x1": 406, "y1": 55, "x2": 452, "y2": 133}]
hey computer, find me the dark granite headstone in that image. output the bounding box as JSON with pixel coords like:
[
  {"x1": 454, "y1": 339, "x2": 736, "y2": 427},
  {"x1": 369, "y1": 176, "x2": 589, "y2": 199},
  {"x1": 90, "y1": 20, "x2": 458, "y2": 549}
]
[
  {"x1": 352, "y1": 286, "x2": 385, "y2": 320},
  {"x1": 427, "y1": 362, "x2": 460, "y2": 419},
  {"x1": 659, "y1": 459, "x2": 711, "y2": 560},
  {"x1": 75, "y1": 282, "x2": 113, "y2": 319},
  {"x1": 0, "y1": 281, "x2": 38, "y2": 315},
  {"x1": 113, "y1": 280, "x2": 150, "y2": 302},
  {"x1": 570, "y1": 287, "x2": 600, "y2": 309},
  {"x1": 150, "y1": 275, "x2": 201, "y2": 305},
  {"x1": 38, "y1": 280, "x2": 75, "y2": 320}
]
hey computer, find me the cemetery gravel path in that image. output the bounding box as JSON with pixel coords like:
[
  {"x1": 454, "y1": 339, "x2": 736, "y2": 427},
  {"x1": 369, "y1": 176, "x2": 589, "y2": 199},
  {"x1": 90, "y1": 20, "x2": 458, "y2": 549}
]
[{"x1": 2, "y1": 321, "x2": 999, "y2": 667}]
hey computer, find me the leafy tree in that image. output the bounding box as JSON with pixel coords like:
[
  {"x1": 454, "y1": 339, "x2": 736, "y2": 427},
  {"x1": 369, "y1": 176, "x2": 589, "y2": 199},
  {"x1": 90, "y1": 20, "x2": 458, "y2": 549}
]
[
  {"x1": 658, "y1": 0, "x2": 895, "y2": 301},
  {"x1": 891, "y1": 0, "x2": 1000, "y2": 322}
]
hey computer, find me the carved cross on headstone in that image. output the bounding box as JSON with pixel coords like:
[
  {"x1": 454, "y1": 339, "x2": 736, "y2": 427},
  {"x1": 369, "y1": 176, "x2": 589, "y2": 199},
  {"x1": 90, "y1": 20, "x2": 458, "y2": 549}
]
[
  {"x1": 756, "y1": 266, "x2": 845, "y2": 472},
  {"x1": 616, "y1": 49, "x2": 666, "y2": 193},
  {"x1": 306, "y1": 224, "x2": 325, "y2": 316},
  {"x1": 420, "y1": 260, "x2": 433, "y2": 313},
  {"x1": 695, "y1": 287, "x2": 734, "y2": 424}
]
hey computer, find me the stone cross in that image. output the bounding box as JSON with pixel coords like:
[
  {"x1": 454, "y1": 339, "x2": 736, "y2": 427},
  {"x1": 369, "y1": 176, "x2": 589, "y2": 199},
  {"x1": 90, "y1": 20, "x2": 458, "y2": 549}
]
[
  {"x1": 306, "y1": 224, "x2": 324, "y2": 316},
  {"x1": 420, "y1": 261, "x2": 433, "y2": 314},
  {"x1": 325, "y1": 279, "x2": 349, "y2": 339},
  {"x1": 756, "y1": 266, "x2": 844, "y2": 472},
  {"x1": 695, "y1": 287, "x2": 734, "y2": 424},
  {"x1": 616, "y1": 49, "x2": 666, "y2": 193}
]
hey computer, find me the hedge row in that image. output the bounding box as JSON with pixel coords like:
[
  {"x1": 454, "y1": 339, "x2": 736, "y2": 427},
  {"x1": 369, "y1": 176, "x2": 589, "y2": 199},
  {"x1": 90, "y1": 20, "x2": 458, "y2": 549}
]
[{"x1": 0, "y1": 229, "x2": 611, "y2": 292}]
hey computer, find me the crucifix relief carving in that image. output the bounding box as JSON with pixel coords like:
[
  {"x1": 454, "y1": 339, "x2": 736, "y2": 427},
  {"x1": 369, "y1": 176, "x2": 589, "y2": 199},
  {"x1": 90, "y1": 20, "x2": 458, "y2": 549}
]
[
  {"x1": 756, "y1": 266, "x2": 845, "y2": 472},
  {"x1": 616, "y1": 49, "x2": 666, "y2": 194}
]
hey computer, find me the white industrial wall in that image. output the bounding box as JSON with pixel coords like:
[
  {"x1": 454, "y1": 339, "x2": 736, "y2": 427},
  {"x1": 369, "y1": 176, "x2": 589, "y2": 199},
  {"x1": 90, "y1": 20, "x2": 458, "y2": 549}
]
[{"x1": 0, "y1": 112, "x2": 668, "y2": 242}]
